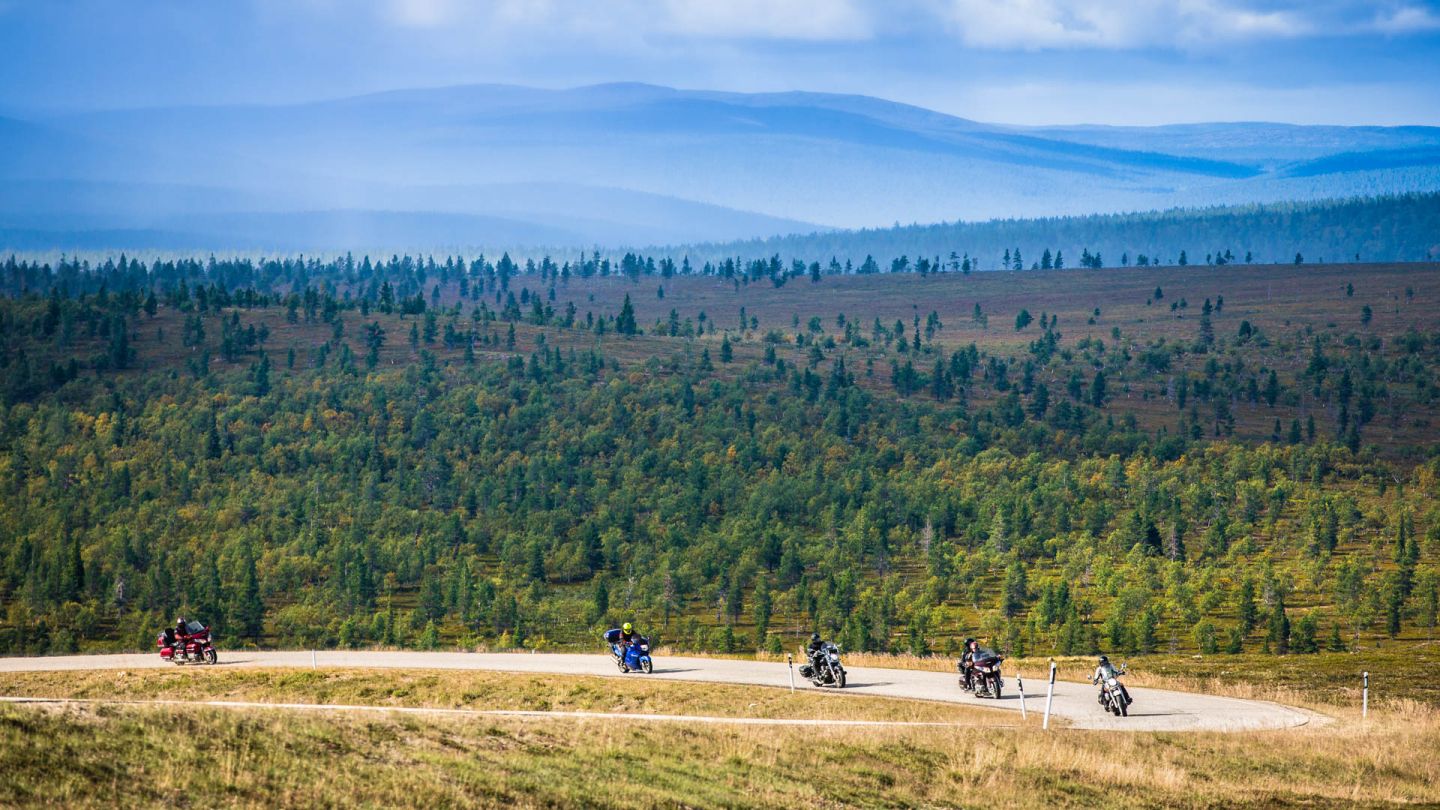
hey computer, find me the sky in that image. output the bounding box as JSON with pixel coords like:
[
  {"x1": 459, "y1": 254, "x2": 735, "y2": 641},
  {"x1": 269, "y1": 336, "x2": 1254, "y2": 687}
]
[{"x1": 0, "y1": 0, "x2": 1438, "y2": 126}]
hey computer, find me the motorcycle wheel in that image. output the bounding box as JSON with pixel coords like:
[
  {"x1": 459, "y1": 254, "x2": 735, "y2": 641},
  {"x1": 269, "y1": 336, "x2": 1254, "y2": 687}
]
[
  {"x1": 618, "y1": 661, "x2": 629, "y2": 673},
  {"x1": 835, "y1": 669, "x2": 846, "y2": 689},
  {"x1": 205, "y1": 648, "x2": 217, "y2": 665},
  {"x1": 1119, "y1": 697, "x2": 1128, "y2": 717},
  {"x1": 641, "y1": 658, "x2": 653, "y2": 674},
  {"x1": 991, "y1": 674, "x2": 1002, "y2": 699}
]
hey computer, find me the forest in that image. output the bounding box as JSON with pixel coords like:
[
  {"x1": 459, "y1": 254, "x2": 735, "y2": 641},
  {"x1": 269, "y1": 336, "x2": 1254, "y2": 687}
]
[
  {"x1": 0, "y1": 249, "x2": 1437, "y2": 659},
  {"x1": 672, "y1": 193, "x2": 1440, "y2": 269}
]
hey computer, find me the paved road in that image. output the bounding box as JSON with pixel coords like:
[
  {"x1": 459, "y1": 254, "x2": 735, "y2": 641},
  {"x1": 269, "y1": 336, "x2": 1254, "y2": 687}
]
[{"x1": 0, "y1": 651, "x2": 1318, "y2": 731}]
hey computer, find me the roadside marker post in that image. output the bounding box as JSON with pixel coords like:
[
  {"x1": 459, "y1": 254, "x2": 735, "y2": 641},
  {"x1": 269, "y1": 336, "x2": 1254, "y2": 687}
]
[
  {"x1": 312, "y1": 649, "x2": 317, "y2": 669},
  {"x1": 1017, "y1": 675, "x2": 1027, "y2": 720},
  {"x1": 787, "y1": 654, "x2": 795, "y2": 693},
  {"x1": 1362, "y1": 671, "x2": 1369, "y2": 719},
  {"x1": 1043, "y1": 660, "x2": 1056, "y2": 730}
]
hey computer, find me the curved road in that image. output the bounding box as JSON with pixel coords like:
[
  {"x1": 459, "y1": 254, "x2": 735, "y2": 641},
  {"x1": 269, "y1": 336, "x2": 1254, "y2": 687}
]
[{"x1": 0, "y1": 651, "x2": 1317, "y2": 732}]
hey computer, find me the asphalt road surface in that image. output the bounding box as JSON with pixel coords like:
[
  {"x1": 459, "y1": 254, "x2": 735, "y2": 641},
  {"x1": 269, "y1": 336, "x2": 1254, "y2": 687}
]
[{"x1": 0, "y1": 651, "x2": 1318, "y2": 731}]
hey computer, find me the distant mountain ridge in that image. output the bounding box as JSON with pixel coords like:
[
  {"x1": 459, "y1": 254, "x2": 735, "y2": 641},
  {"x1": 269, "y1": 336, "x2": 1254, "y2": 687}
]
[{"x1": 2, "y1": 82, "x2": 1438, "y2": 251}]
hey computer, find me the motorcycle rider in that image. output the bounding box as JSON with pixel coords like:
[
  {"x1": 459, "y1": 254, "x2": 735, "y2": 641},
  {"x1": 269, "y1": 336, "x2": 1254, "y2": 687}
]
[
  {"x1": 805, "y1": 632, "x2": 826, "y2": 666},
  {"x1": 171, "y1": 617, "x2": 190, "y2": 659},
  {"x1": 806, "y1": 631, "x2": 829, "y2": 657},
  {"x1": 958, "y1": 638, "x2": 980, "y2": 690},
  {"x1": 617, "y1": 622, "x2": 638, "y2": 647},
  {"x1": 1091, "y1": 655, "x2": 1132, "y2": 705}
]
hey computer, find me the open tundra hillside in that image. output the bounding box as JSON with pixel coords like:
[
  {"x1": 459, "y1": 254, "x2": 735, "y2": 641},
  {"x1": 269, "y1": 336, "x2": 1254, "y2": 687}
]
[
  {"x1": 0, "y1": 254, "x2": 1437, "y2": 661},
  {"x1": 3, "y1": 84, "x2": 1440, "y2": 250}
]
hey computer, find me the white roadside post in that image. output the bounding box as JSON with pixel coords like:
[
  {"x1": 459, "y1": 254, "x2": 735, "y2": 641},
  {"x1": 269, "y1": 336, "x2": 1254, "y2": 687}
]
[
  {"x1": 1042, "y1": 660, "x2": 1057, "y2": 730},
  {"x1": 312, "y1": 649, "x2": 317, "y2": 669},
  {"x1": 1017, "y1": 674, "x2": 1027, "y2": 720},
  {"x1": 787, "y1": 653, "x2": 796, "y2": 693},
  {"x1": 1362, "y1": 671, "x2": 1369, "y2": 719}
]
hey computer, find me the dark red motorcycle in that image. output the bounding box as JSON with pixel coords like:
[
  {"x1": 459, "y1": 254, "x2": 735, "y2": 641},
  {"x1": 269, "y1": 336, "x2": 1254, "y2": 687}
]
[
  {"x1": 158, "y1": 619, "x2": 218, "y2": 665},
  {"x1": 958, "y1": 648, "x2": 1005, "y2": 698}
]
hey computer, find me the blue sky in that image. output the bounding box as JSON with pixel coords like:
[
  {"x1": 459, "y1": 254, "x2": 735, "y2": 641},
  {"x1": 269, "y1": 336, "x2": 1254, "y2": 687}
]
[{"x1": 1, "y1": 0, "x2": 1438, "y2": 125}]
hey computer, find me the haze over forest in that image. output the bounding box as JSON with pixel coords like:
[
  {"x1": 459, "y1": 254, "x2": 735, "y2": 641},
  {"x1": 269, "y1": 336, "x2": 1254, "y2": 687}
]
[{"x1": 3, "y1": 83, "x2": 1440, "y2": 254}]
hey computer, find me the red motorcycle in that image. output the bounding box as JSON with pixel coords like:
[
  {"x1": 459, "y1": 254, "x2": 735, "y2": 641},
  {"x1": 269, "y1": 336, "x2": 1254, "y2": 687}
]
[
  {"x1": 158, "y1": 619, "x2": 218, "y2": 665},
  {"x1": 959, "y1": 648, "x2": 1005, "y2": 698}
]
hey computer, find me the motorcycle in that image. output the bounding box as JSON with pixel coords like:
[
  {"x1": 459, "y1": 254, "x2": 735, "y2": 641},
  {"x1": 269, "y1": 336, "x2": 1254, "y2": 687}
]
[
  {"x1": 603, "y1": 629, "x2": 653, "y2": 674},
  {"x1": 958, "y1": 648, "x2": 1005, "y2": 698},
  {"x1": 1093, "y1": 665, "x2": 1130, "y2": 717},
  {"x1": 799, "y1": 642, "x2": 847, "y2": 688},
  {"x1": 158, "y1": 620, "x2": 218, "y2": 665}
]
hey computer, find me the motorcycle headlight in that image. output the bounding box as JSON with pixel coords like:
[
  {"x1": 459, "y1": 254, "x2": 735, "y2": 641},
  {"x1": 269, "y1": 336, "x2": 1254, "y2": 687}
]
[
  {"x1": 639, "y1": 644, "x2": 648, "y2": 652},
  {"x1": 1106, "y1": 677, "x2": 1118, "y2": 687}
]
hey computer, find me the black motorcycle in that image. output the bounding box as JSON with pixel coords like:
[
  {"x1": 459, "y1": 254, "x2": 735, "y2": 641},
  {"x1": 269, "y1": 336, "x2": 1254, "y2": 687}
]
[
  {"x1": 799, "y1": 642, "x2": 847, "y2": 688},
  {"x1": 1094, "y1": 665, "x2": 1130, "y2": 717}
]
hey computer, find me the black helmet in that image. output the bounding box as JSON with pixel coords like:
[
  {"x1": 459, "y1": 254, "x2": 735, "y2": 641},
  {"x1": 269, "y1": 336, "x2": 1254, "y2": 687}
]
[
  {"x1": 1099, "y1": 655, "x2": 1109, "y2": 664},
  {"x1": 964, "y1": 637, "x2": 975, "y2": 646},
  {"x1": 810, "y1": 633, "x2": 821, "y2": 643}
]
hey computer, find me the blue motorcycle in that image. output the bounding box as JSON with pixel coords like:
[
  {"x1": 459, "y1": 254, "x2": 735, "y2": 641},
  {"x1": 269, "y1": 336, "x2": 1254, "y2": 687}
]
[{"x1": 603, "y1": 629, "x2": 654, "y2": 674}]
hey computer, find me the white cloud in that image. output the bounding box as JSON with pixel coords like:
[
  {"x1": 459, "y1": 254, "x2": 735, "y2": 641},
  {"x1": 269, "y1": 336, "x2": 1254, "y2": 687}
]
[
  {"x1": 658, "y1": 0, "x2": 873, "y2": 40},
  {"x1": 376, "y1": 0, "x2": 872, "y2": 40},
  {"x1": 384, "y1": 0, "x2": 461, "y2": 28},
  {"x1": 928, "y1": 0, "x2": 1409, "y2": 49},
  {"x1": 1369, "y1": 4, "x2": 1440, "y2": 33},
  {"x1": 370, "y1": 1, "x2": 1438, "y2": 49}
]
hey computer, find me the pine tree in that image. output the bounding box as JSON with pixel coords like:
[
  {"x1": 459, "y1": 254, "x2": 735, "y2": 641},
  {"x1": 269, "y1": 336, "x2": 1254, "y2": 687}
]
[
  {"x1": 236, "y1": 550, "x2": 264, "y2": 641},
  {"x1": 1090, "y1": 370, "x2": 1107, "y2": 407},
  {"x1": 752, "y1": 575, "x2": 772, "y2": 649},
  {"x1": 616, "y1": 294, "x2": 637, "y2": 335},
  {"x1": 1268, "y1": 597, "x2": 1290, "y2": 654},
  {"x1": 1328, "y1": 623, "x2": 1346, "y2": 652},
  {"x1": 1236, "y1": 579, "x2": 1258, "y2": 634}
]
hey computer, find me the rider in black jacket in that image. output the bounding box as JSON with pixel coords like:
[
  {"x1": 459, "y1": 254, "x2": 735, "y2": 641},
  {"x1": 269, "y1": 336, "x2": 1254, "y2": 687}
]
[
  {"x1": 958, "y1": 638, "x2": 980, "y2": 689},
  {"x1": 805, "y1": 633, "x2": 827, "y2": 668}
]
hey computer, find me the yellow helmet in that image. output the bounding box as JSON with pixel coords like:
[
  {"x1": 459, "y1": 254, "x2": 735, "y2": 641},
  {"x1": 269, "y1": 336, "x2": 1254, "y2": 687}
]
[{"x1": 622, "y1": 622, "x2": 633, "y2": 633}]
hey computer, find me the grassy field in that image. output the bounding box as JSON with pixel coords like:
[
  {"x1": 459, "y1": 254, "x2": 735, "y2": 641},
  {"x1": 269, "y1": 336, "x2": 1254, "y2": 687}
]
[{"x1": 0, "y1": 674, "x2": 1435, "y2": 808}]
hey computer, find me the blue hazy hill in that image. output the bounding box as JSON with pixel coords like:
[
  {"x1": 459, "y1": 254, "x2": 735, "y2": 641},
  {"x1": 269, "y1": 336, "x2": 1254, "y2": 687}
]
[{"x1": 3, "y1": 83, "x2": 1438, "y2": 251}]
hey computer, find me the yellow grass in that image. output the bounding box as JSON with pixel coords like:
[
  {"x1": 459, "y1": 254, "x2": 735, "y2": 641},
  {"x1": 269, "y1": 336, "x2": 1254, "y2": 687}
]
[{"x1": 1, "y1": 698, "x2": 1435, "y2": 807}]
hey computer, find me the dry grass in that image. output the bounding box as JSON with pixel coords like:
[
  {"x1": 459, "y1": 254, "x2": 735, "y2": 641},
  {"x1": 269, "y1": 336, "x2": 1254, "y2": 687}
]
[{"x1": 1, "y1": 698, "x2": 1435, "y2": 808}]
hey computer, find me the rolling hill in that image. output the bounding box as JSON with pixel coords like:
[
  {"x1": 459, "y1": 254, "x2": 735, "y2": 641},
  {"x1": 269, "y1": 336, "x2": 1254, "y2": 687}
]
[{"x1": 2, "y1": 83, "x2": 1439, "y2": 250}]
